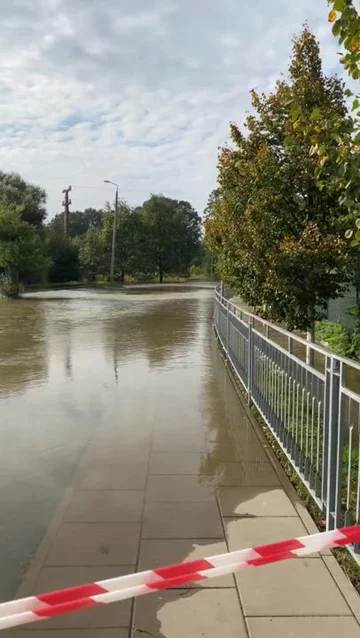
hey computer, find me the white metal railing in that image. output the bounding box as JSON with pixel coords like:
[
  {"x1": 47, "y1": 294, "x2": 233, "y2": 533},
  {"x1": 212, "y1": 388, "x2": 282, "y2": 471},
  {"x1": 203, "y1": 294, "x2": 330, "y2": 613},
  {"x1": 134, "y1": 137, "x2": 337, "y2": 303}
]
[{"x1": 214, "y1": 289, "x2": 360, "y2": 560}]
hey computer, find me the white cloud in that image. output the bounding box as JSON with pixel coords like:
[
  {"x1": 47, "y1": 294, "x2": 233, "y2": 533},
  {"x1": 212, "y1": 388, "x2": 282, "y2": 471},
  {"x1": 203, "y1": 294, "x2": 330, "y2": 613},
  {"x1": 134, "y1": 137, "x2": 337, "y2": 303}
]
[{"x1": 0, "y1": 0, "x2": 349, "y2": 216}]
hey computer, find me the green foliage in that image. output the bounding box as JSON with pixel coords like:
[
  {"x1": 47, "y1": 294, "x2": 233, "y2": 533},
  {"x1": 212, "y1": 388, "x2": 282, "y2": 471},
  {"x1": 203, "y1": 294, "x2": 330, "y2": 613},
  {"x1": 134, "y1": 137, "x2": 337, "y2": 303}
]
[
  {"x1": 319, "y1": 1, "x2": 360, "y2": 236},
  {"x1": 315, "y1": 304, "x2": 360, "y2": 359},
  {"x1": 72, "y1": 196, "x2": 202, "y2": 284},
  {"x1": 315, "y1": 320, "x2": 353, "y2": 356},
  {"x1": 141, "y1": 195, "x2": 202, "y2": 283},
  {"x1": 328, "y1": 0, "x2": 360, "y2": 80},
  {"x1": 0, "y1": 203, "x2": 49, "y2": 296},
  {"x1": 205, "y1": 28, "x2": 350, "y2": 331},
  {"x1": 0, "y1": 275, "x2": 23, "y2": 299},
  {"x1": 49, "y1": 208, "x2": 104, "y2": 238},
  {"x1": 75, "y1": 228, "x2": 107, "y2": 281},
  {"x1": 0, "y1": 171, "x2": 47, "y2": 227},
  {"x1": 47, "y1": 232, "x2": 80, "y2": 283}
]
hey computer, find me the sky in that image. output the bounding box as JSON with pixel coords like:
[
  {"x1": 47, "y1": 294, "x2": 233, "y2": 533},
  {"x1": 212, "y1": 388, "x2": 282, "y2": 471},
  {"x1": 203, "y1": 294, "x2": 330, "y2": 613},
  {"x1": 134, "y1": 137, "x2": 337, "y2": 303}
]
[{"x1": 0, "y1": 0, "x2": 350, "y2": 218}]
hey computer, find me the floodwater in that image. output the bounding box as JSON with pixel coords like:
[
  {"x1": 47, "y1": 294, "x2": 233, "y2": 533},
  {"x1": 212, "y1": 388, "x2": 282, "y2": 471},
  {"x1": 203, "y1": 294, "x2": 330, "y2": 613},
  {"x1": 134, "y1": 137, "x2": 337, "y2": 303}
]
[{"x1": 0, "y1": 284, "x2": 231, "y2": 601}]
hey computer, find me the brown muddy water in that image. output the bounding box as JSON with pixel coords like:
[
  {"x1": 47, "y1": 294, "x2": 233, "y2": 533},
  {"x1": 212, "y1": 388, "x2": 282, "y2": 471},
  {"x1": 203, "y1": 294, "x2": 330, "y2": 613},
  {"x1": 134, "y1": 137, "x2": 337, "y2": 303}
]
[{"x1": 0, "y1": 285, "x2": 228, "y2": 600}]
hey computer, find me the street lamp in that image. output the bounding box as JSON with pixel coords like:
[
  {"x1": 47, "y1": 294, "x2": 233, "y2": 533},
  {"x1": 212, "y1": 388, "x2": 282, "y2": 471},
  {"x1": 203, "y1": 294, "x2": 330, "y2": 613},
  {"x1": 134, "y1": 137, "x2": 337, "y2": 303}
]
[{"x1": 104, "y1": 180, "x2": 119, "y2": 283}]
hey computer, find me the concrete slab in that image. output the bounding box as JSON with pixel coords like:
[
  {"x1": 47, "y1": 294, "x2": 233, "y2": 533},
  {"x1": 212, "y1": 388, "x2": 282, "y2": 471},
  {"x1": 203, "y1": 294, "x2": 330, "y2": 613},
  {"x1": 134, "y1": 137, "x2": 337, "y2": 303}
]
[
  {"x1": 133, "y1": 589, "x2": 248, "y2": 638},
  {"x1": 246, "y1": 617, "x2": 360, "y2": 638},
  {"x1": 146, "y1": 475, "x2": 217, "y2": 502},
  {"x1": 13, "y1": 632, "x2": 128, "y2": 638},
  {"x1": 64, "y1": 490, "x2": 144, "y2": 523},
  {"x1": 236, "y1": 558, "x2": 351, "y2": 616},
  {"x1": 73, "y1": 462, "x2": 148, "y2": 490},
  {"x1": 226, "y1": 516, "x2": 308, "y2": 550},
  {"x1": 152, "y1": 431, "x2": 208, "y2": 452},
  {"x1": 80, "y1": 444, "x2": 150, "y2": 466},
  {"x1": 20, "y1": 566, "x2": 133, "y2": 629},
  {"x1": 139, "y1": 539, "x2": 235, "y2": 588},
  {"x1": 45, "y1": 523, "x2": 140, "y2": 566},
  {"x1": 323, "y1": 555, "x2": 360, "y2": 624},
  {"x1": 211, "y1": 461, "x2": 280, "y2": 487},
  {"x1": 219, "y1": 487, "x2": 297, "y2": 518},
  {"x1": 149, "y1": 451, "x2": 208, "y2": 475},
  {"x1": 143, "y1": 502, "x2": 224, "y2": 539},
  {"x1": 207, "y1": 440, "x2": 268, "y2": 463}
]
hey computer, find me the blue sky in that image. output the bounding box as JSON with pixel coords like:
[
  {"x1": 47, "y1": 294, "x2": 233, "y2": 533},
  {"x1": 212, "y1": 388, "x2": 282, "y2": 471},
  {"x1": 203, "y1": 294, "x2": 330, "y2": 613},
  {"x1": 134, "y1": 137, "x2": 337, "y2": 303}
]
[{"x1": 0, "y1": 0, "x2": 350, "y2": 217}]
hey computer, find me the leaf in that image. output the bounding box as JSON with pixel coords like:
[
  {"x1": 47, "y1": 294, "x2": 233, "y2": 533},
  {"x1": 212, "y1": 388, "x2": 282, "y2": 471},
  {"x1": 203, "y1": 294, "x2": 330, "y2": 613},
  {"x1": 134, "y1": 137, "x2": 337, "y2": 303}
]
[
  {"x1": 345, "y1": 88, "x2": 354, "y2": 97},
  {"x1": 332, "y1": 22, "x2": 342, "y2": 37},
  {"x1": 310, "y1": 107, "x2": 321, "y2": 121},
  {"x1": 333, "y1": 0, "x2": 345, "y2": 10},
  {"x1": 290, "y1": 106, "x2": 301, "y2": 121},
  {"x1": 328, "y1": 9, "x2": 337, "y2": 22}
]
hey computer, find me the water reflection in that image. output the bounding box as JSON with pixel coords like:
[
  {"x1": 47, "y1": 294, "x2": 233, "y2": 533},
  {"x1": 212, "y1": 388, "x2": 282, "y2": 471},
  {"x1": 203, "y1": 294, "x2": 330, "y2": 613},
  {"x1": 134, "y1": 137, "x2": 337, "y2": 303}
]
[
  {"x1": 0, "y1": 287, "x2": 211, "y2": 600},
  {"x1": 103, "y1": 297, "x2": 201, "y2": 371},
  {"x1": 0, "y1": 301, "x2": 48, "y2": 397}
]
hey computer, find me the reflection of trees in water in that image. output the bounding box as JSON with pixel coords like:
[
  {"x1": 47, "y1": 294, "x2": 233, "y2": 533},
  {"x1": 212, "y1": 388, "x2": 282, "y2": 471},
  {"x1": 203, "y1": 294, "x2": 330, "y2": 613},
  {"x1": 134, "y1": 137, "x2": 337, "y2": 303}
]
[
  {"x1": 103, "y1": 298, "x2": 201, "y2": 372},
  {"x1": 0, "y1": 300, "x2": 48, "y2": 397}
]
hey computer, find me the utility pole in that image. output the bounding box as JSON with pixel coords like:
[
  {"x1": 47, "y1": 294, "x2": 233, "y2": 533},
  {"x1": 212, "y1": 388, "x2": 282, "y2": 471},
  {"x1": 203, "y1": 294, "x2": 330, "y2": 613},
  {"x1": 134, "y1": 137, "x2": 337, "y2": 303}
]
[
  {"x1": 62, "y1": 185, "x2": 72, "y2": 238},
  {"x1": 104, "y1": 180, "x2": 119, "y2": 283}
]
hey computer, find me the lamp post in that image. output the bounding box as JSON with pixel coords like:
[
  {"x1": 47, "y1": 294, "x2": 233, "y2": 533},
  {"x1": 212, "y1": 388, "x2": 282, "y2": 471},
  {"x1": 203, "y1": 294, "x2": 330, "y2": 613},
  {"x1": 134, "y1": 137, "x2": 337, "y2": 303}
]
[{"x1": 103, "y1": 180, "x2": 119, "y2": 283}]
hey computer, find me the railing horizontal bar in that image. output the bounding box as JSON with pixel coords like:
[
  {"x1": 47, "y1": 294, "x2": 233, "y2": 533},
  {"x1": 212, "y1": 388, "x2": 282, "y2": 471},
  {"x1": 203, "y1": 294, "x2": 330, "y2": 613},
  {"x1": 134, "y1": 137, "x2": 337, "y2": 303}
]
[
  {"x1": 251, "y1": 329, "x2": 325, "y2": 381},
  {"x1": 215, "y1": 291, "x2": 360, "y2": 371}
]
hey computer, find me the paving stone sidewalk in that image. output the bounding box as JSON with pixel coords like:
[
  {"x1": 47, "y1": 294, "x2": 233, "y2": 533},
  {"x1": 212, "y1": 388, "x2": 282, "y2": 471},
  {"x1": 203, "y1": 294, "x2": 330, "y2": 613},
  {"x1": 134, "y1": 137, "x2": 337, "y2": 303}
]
[{"x1": 7, "y1": 356, "x2": 360, "y2": 638}]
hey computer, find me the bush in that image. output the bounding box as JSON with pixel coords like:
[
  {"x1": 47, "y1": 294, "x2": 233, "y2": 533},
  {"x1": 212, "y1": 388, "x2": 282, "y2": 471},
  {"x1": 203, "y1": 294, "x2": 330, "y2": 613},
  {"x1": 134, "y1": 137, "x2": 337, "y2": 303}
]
[
  {"x1": 0, "y1": 275, "x2": 23, "y2": 298},
  {"x1": 315, "y1": 320, "x2": 353, "y2": 357}
]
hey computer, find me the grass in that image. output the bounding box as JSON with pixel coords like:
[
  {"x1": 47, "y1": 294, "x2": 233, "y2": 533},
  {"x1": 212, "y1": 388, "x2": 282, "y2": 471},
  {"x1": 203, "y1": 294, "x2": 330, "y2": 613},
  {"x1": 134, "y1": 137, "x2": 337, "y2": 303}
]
[
  {"x1": 221, "y1": 340, "x2": 360, "y2": 593},
  {"x1": 250, "y1": 403, "x2": 360, "y2": 594}
]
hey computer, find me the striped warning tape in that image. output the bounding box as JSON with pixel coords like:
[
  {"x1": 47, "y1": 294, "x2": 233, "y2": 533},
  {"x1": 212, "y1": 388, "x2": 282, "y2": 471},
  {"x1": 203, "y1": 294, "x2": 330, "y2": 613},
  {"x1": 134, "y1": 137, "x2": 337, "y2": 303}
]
[{"x1": 0, "y1": 525, "x2": 359, "y2": 631}]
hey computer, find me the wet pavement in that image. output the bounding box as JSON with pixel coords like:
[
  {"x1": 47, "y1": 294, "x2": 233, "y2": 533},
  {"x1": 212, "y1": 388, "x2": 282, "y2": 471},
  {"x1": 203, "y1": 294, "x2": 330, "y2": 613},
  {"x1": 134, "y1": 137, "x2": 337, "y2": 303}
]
[{"x1": 0, "y1": 287, "x2": 359, "y2": 637}]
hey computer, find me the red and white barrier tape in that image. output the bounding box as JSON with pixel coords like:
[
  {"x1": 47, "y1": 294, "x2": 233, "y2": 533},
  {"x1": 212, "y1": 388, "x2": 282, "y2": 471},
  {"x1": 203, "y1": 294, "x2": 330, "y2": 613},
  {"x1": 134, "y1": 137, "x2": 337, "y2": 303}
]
[{"x1": 0, "y1": 525, "x2": 359, "y2": 631}]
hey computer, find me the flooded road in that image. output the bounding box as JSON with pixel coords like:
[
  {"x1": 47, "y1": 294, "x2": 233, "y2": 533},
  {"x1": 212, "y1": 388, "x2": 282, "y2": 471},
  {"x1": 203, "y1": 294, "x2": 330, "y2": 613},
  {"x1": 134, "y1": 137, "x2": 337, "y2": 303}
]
[
  {"x1": 1, "y1": 287, "x2": 355, "y2": 638},
  {"x1": 0, "y1": 286, "x2": 219, "y2": 599}
]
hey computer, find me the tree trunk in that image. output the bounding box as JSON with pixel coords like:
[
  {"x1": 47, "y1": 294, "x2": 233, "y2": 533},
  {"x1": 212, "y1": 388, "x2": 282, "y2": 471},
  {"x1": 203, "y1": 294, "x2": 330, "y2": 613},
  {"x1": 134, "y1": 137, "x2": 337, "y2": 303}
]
[{"x1": 120, "y1": 271, "x2": 125, "y2": 284}]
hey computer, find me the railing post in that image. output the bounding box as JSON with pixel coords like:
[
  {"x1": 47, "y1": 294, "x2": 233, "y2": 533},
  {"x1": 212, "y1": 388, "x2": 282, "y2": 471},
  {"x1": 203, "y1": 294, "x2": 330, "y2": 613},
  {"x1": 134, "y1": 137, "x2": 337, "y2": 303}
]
[
  {"x1": 288, "y1": 336, "x2": 293, "y2": 355},
  {"x1": 324, "y1": 357, "x2": 341, "y2": 530},
  {"x1": 248, "y1": 318, "x2": 254, "y2": 406},
  {"x1": 227, "y1": 300, "x2": 230, "y2": 355}
]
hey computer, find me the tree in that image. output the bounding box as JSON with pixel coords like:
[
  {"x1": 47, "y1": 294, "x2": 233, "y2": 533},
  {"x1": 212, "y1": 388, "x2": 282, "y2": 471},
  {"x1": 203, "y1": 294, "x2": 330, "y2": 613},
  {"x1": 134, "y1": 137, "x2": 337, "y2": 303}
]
[
  {"x1": 324, "y1": 1, "x2": 360, "y2": 241},
  {"x1": 99, "y1": 203, "x2": 151, "y2": 282},
  {"x1": 141, "y1": 195, "x2": 202, "y2": 283},
  {"x1": 49, "y1": 208, "x2": 104, "y2": 238},
  {"x1": 0, "y1": 204, "x2": 49, "y2": 297},
  {"x1": 76, "y1": 228, "x2": 107, "y2": 281},
  {"x1": 205, "y1": 28, "x2": 350, "y2": 331},
  {"x1": 47, "y1": 231, "x2": 80, "y2": 283},
  {"x1": 329, "y1": 0, "x2": 360, "y2": 80},
  {"x1": 0, "y1": 172, "x2": 47, "y2": 226}
]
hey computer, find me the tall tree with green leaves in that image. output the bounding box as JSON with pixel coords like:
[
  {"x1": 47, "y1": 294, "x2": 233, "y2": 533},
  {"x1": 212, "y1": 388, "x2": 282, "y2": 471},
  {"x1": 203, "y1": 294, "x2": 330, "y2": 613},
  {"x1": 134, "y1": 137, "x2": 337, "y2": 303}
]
[
  {"x1": 206, "y1": 27, "x2": 350, "y2": 331},
  {"x1": 0, "y1": 204, "x2": 49, "y2": 297},
  {"x1": 141, "y1": 195, "x2": 201, "y2": 283},
  {"x1": 49, "y1": 208, "x2": 104, "y2": 238},
  {"x1": 0, "y1": 172, "x2": 47, "y2": 227},
  {"x1": 324, "y1": 1, "x2": 360, "y2": 243},
  {"x1": 99, "y1": 202, "x2": 150, "y2": 282}
]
